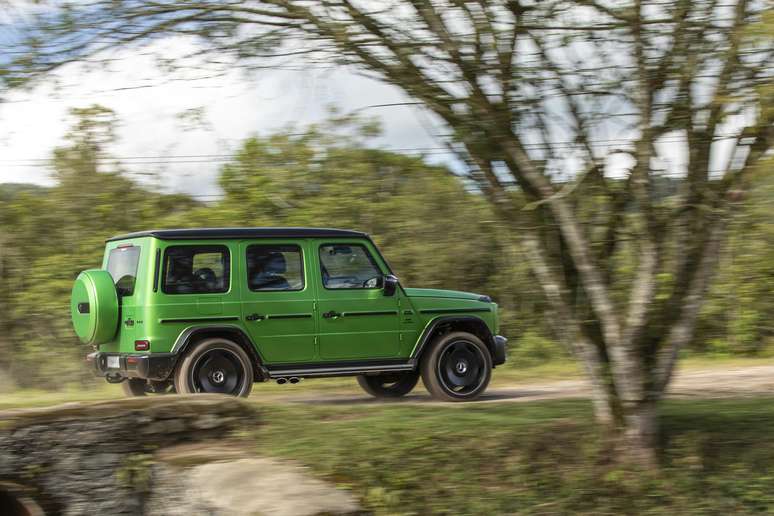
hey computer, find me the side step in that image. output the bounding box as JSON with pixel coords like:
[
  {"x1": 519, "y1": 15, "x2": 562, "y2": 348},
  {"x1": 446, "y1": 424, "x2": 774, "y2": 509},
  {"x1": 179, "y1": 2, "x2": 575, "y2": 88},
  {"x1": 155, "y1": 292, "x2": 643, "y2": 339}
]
[{"x1": 268, "y1": 363, "x2": 415, "y2": 379}]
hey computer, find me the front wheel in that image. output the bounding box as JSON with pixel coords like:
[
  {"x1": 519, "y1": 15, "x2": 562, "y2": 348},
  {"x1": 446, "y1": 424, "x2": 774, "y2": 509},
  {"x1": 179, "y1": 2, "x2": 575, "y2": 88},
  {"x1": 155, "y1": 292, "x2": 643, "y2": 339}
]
[
  {"x1": 357, "y1": 371, "x2": 420, "y2": 398},
  {"x1": 421, "y1": 332, "x2": 492, "y2": 402},
  {"x1": 174, "y1": 338, "x2": 254, "y2": 397}
]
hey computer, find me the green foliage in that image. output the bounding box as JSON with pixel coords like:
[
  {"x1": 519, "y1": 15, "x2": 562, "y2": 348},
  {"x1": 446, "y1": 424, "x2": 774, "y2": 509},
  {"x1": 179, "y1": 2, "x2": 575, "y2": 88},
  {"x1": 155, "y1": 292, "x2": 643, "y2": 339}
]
[
  {"x1": 509, "y1": 329, "x2": 568, "y2": 367},
  {"x1": 0, "y1": 106, "x2": 200, "y2": 387},
  {"x1": 696, "y1": 157, "x2": 774, "y2": 356}
]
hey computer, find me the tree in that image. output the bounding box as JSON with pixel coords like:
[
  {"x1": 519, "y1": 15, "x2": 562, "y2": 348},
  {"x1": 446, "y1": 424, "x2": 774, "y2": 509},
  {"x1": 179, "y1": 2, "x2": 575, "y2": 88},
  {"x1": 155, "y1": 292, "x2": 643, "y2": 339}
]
[
  {"x1": 0, "y1": 106, "x2": 200, "y2": 387},
  {"x1": 4, "y1": 0, "x2": 773, "y2": 463}
]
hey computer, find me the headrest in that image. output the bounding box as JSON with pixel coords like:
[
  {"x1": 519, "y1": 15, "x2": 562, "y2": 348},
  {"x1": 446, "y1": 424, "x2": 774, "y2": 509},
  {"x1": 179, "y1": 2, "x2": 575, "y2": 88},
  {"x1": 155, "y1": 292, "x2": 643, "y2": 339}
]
[{"x1": 263, "y1": 252, "x2": 287, "y2": 274}]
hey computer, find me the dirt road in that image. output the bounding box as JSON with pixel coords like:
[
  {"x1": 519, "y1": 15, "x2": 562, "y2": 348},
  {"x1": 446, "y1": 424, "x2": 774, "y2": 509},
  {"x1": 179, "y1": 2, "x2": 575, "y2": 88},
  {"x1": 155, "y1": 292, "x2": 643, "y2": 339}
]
[{"x1": 268, "y1": 364, "x2": 774, "y2": 405}]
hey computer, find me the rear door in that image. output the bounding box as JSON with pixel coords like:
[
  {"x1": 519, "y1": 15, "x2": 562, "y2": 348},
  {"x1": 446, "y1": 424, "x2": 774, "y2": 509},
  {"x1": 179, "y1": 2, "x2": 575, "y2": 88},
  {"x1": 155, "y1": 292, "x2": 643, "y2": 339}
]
[
  {"x1": 239, "y1": 240, "x2": 317, "y2": 363},
  {"x1": 313, "y1": 239, "x2": 402, "y2": 360},
  {"x1": 104, "y1": 243, "x2": 142, "y2": 352}
]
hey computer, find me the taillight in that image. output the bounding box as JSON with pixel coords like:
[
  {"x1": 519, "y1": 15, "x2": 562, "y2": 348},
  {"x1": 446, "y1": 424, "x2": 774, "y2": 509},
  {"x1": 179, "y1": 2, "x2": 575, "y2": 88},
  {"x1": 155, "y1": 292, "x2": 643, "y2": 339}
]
[{"x1": 134, "y1": 340, "x2": 150, "y2": 351}]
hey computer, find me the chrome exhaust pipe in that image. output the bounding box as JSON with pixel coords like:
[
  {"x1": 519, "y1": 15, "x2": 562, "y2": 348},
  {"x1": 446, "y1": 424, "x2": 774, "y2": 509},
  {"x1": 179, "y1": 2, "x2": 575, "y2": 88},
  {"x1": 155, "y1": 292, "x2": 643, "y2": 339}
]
[
  {"x1": 289, "y1": 377, "x2": 300, "y2": 384},
  {"x1": 276, "y1": 378, "x2": 288, "y2": 385}
]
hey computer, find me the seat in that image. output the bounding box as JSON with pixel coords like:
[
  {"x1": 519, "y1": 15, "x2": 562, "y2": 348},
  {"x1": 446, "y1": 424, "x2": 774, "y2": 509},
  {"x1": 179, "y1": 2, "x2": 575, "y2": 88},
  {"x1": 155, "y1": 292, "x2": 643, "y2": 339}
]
[
  {"x1": 250, "y1": 252, "x2": 290, "y2": 290},
  {"x1": 167, "y1": 255, "x2": 195, "y2": 293}
]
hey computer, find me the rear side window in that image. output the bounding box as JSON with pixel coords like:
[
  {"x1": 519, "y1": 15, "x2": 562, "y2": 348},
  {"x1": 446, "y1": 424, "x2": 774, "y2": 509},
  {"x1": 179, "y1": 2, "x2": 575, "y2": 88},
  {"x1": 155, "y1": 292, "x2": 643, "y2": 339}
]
[
  {"x1": 162, "y1": 245, "x2": 230, "y2": 294},
  {"x1": 107, "y1": 246, "x2": 141, "y2": 296},
  {"x1": 319, "y1": 244, "x2": 383, "y2": 289},
  {"x1": 247, "y1": 245, "x2": 304, "y2": 291}
]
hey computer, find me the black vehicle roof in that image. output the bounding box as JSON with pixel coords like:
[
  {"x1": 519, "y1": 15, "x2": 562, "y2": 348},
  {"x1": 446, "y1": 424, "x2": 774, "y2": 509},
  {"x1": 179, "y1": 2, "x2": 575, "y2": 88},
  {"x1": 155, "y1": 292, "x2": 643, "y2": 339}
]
[{"x1": 107, "y1": 227, "x2": 369, "y2": 242}]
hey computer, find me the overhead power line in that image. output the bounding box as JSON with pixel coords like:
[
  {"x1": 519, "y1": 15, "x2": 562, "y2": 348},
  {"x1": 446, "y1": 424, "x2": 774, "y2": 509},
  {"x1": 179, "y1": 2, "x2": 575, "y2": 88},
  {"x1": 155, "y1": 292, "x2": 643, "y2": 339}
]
[{"x1": 1, "y1": 134, "x2": 725, "y2": 168}]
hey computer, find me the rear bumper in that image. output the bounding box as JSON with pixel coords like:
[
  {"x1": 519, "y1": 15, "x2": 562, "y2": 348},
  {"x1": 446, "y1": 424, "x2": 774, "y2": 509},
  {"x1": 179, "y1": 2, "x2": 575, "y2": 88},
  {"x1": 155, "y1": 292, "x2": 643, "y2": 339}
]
[
  {"x1": 493, "y1": 335, "x2": 507, "y2": 366},
  {"x1": 86, "y1": 352, "x2": 177, "y2": 382}
]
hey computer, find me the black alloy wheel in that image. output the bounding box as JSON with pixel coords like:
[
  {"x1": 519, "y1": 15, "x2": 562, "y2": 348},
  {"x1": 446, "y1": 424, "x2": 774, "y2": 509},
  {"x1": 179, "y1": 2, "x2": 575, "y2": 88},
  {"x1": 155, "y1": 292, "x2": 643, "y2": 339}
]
[
  {"x1": 421, "y1": 331, "x2": 492, "y2": 401},
  {"x1": 191, "y1": 349, "x2": 244, "y2": 394},
  {"x1": 174, "y1": 338, "x2": 254, "y2": 397}
]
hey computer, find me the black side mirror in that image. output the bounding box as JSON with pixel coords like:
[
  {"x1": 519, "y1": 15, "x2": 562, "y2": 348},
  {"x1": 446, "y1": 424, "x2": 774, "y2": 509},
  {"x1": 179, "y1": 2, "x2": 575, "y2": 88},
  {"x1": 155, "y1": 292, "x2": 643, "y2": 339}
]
[{"x1": 383, "y1": 274, "x2": 399, "y2": 297}]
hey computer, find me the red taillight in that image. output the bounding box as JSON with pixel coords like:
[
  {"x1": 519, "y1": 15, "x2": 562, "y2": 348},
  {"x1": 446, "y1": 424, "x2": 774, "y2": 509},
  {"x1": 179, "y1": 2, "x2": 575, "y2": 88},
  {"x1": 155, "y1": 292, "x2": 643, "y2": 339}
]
[{"x1": 134, "y1": 340, "x2": 150, "y2": 351}]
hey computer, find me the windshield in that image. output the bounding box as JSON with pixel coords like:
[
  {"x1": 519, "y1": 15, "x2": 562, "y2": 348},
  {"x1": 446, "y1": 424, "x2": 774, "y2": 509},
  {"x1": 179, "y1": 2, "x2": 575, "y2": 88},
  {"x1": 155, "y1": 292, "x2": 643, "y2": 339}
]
[{"x1": 107, "y1": 245, "x2": 141, "y2": 296}]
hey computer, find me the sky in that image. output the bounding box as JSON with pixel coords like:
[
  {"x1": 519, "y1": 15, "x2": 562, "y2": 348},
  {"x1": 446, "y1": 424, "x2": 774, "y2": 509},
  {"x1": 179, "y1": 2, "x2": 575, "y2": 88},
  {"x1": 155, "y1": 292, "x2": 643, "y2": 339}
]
[
  {"x1": 0, "y1": 20, "x2": 743, "y2": 198},
  {"x1": 0, "y1": 37, "x2": 453, "y2": 197}
]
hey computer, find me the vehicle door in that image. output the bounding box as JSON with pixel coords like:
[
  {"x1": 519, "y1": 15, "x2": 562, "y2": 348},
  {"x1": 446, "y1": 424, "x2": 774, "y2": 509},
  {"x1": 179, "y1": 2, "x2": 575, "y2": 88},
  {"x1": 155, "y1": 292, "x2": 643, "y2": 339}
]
[
  {"x1": 314, "y1": 240, "x2": 401, "y2": 360},
  {"x1": 239, "y1": 240, "x2": 317, "y2": 363}
]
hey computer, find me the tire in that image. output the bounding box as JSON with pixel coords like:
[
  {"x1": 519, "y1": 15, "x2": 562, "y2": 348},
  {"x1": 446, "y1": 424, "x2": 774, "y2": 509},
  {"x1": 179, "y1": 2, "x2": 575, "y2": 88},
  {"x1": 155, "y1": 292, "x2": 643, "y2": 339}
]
[
  {"x1": 121, "y1": 379, "x2": 176, "y2": 397},
  {"x1": 421, "y1": 331, "x2": 492, "y2": 402},
  {"x1": 174, "y1": 338, "x2": 254, "y2": 397},
  {"x1": 122, "y1": 378, "x2": 148, "y2": 397},
  {"x1": 357, "y1": 371, "x2": 420, "y2": 398}
]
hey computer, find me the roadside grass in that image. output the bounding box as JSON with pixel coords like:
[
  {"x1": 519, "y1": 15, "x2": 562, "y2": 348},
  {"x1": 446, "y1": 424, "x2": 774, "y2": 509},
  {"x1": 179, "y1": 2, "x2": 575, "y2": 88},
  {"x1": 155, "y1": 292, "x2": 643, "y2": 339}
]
[{"x1": 252, "y1": 397, "x2": 774, "y2": 515}]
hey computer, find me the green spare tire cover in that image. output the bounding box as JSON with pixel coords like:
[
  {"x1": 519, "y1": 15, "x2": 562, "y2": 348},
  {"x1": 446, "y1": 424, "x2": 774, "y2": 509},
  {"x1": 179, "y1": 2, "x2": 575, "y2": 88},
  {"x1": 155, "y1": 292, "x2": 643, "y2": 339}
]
[{"x1": 71, "y1": 269, "x2": 119, "y2": 345}]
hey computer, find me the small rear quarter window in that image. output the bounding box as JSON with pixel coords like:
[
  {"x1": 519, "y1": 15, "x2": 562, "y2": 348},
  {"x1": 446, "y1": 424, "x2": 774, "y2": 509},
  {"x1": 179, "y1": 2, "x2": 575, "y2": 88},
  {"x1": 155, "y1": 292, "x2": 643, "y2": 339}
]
[{"x1": 107, "y1": 245, "x2": 141, "y2": 296}]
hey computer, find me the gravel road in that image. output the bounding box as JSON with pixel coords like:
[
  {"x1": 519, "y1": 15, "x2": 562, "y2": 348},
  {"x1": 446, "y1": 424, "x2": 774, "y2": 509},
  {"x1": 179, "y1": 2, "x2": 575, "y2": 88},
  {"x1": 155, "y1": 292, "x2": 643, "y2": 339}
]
[{"x1": 266, "y1": 364, "x2": 774, "y2": 405}]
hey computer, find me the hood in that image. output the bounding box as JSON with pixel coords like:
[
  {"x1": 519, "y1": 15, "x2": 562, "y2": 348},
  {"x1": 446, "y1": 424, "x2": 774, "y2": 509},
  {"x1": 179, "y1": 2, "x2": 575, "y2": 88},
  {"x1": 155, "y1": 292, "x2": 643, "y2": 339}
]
[{"x1": 403, "y1": 288, "x2": 488, "y2": 302}]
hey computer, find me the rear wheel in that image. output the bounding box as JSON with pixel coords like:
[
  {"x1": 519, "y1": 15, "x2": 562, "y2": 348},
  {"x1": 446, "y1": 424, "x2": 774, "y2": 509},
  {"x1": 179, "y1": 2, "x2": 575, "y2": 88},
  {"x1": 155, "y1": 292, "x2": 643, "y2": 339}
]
[
  {"x1": 421, "y1": 331, "x2": 492, "y2": 402},
  {"x1": 174, "y1": 338, "x2": 254, "y2": 397},
  {"x1": 121, "y1": 378, "x2": 147, "y2": 397},
  {"x1": 357, "y1": 371, "x2": 419, "y2": 398},
  {"x1": 121, "y1": 379, "x2": 175, "y2": 397}
]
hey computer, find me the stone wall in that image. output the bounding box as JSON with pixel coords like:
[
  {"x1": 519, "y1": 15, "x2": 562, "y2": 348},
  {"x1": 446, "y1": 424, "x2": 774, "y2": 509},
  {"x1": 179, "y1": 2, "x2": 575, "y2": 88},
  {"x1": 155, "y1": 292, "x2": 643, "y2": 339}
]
[{"x1": 0, "y1": 395, "x2": 258, "y2": 515}]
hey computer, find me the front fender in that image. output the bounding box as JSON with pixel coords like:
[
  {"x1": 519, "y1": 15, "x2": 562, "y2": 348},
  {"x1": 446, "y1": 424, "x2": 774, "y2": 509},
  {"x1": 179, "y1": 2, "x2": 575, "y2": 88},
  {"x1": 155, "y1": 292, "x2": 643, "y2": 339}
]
[{"x1": 410, "y1": 315, "x2": 497, "y2": 364}]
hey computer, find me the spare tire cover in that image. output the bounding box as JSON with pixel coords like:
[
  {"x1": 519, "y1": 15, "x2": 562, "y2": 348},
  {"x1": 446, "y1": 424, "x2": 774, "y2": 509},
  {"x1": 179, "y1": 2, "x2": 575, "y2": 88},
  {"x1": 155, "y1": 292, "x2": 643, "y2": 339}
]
[{"x1": 71, "y1": 269, "x2": 119, "y2": 345}]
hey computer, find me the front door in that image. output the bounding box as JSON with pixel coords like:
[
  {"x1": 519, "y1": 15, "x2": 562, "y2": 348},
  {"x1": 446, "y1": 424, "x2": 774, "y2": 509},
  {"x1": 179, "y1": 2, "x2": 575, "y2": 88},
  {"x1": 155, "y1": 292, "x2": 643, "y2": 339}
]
[
  {"x1": 239, "y1": 240, "x2": 316, "y2": 363},
  {"x1": 314, "y1": 241, "x2": 401, "y2": 360}
]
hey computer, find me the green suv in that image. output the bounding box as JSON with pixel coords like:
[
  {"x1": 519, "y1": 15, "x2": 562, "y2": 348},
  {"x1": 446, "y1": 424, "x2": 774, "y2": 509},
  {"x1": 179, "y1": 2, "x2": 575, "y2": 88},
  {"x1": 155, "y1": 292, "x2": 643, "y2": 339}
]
[{"x1": 71, "y1": 228, "x2": 506, "y2": 401}]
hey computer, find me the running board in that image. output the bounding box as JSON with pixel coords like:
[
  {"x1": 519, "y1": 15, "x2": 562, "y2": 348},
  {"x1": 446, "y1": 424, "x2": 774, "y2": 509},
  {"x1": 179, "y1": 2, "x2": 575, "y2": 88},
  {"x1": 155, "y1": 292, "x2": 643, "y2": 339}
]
[{"x1": 268, "y1": 363, "x2": 415, "y2": 378}]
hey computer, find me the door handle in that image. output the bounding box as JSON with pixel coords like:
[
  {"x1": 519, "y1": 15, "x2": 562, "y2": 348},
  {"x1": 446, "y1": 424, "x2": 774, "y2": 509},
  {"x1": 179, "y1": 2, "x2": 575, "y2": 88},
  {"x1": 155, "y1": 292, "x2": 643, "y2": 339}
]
[
  {"x1": 322, "y1": 310, "x2": 342, "y2": 319},
  {"x1": 245, "y1": 313, "x2": 265, "y2": 322}
]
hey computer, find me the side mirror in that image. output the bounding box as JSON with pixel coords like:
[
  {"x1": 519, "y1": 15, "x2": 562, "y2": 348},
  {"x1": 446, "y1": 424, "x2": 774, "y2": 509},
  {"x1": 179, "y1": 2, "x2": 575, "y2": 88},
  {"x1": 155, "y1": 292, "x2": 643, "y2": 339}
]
[{"x1": 383, "y1": 274, "x2": 399, "y2": 297}]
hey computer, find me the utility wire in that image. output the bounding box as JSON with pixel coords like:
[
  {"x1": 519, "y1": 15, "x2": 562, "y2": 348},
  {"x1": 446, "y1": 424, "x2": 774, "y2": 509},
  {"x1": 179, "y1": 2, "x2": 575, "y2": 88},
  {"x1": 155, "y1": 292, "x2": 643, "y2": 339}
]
[{"x1": 2, "y1": 134, "x2": 731, "y2": 167}]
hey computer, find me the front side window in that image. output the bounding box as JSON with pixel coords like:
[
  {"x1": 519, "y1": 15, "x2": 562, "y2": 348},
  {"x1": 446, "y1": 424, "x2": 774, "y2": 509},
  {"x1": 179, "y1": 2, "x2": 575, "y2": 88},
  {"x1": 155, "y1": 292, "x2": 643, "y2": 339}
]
[
  {"x1": 163, "y1": 245, "x2": 230, "y2": 294},
  {"x1": 107, "y1": 245, "x2": 141, "y2": 296},
  {"x1": 319, "y1": 244, "x2": 383, "y2": 289},
  {"x1": 247, "y1": 245, "x2": 304, "y2": 291}
]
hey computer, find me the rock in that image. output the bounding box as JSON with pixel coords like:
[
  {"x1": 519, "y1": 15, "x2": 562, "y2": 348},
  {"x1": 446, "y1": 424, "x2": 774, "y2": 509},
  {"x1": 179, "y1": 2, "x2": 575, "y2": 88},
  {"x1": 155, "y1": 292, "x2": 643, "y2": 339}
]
[
  {"x1": 0, "y1": 395, "x2": 257, "y2": 514},
  {"x1": 148, "y1": 458, "x2": 361, "y2": 516},
  {"x1": 0, "y1": 395, "x2": 362, "y2": 515}
]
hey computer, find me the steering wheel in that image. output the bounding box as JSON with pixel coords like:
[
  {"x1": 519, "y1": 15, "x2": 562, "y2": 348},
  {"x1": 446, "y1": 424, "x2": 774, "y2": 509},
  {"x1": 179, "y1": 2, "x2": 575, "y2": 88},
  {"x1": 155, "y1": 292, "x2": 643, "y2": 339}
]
[{"x1": 193, "y1": 267, "x2": 217, "y2": 286}]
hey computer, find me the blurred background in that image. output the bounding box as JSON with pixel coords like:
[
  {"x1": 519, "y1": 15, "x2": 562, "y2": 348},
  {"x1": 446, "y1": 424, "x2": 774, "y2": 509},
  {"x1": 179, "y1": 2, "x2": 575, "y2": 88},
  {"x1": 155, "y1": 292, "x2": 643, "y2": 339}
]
[
  {"x1": 0, "y1": 106, "x2": 772, "y2": 389},
  {"x1": 0, "y1": 0, "x2": 773, "y2": 514}
]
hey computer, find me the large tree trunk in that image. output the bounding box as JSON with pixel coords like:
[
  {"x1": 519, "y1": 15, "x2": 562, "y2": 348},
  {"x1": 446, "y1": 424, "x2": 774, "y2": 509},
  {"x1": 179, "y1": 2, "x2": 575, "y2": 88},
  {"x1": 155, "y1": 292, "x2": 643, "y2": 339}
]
[{"x1": 621, "y1": 400, "x2": 659, "y2": 466}]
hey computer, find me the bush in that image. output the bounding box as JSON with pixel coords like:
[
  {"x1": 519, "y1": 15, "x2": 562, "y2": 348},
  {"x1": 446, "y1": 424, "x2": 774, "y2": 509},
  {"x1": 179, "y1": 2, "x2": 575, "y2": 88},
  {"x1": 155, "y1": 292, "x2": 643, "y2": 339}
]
[{"x1": 508, "y1": 330, "x2": 567, "y2": 367}]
